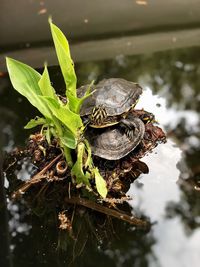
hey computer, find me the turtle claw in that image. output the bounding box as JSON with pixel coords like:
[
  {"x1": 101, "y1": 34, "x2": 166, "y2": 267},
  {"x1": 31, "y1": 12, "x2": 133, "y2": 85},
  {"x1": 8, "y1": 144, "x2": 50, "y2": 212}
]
[
  {"x1": 125, "y1": 129, "x2": 136, "y2": 140},
  {"x1": 120, "y1": 117, "x2": 143, "y2": 140}
]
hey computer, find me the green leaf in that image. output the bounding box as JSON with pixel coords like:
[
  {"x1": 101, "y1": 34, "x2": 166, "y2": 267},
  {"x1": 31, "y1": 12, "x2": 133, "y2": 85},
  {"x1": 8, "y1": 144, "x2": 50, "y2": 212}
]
[
  {"x1": 84, "y1": 139, "x2": 93, "y2": 168},
  {"x1": 49, "y1": 19, "x2": 77, "y2": 96},
  {"x1": 45, "y1": 127, "x2": 51, "y2": 144},
  {"x1": 93, "y1": 168, "x2": 107, "y2": 198},
  {"x1": 71, "y1": 142, "x2": 90, "y2": 185},
  {"x1": 38, "y1": 64, "x2": 57, "y2": 100},
  {"x1": 24, "y1": 117, "x2": 47, "y2": 129},
  {"x1": 60, "y1": 127, "x2": 76, "y2": 149},
  {"x1": 62, "y1": 146, "x2": 73, "y2": 167},
  {"x1": 39, "y1": 96, "x2": 83, "y2": 135},
  {"x1": 66, "y1": 81, "x2": 95, "y2": 114},
  {"x1": 83, "y1": 80, "x2": 95, "y2": 97},
  {"x1": 6, "y1": 57, "x2": 52, "y2": 119},
  {"x1": 66, "y1": 91, "x2": 80, "y2": 114}
]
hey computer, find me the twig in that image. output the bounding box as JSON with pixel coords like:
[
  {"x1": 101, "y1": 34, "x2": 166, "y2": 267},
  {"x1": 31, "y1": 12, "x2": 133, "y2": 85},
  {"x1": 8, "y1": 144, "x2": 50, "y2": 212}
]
[
  {"x1": 65, "y1": 197, "x2": 149, "y2": 228},
  {"x1": 12, "y1": 154, "x2": 62, "y2": 198},
  {"x1": 68, "y1": 182, "x2": 71, "y2": 199}
]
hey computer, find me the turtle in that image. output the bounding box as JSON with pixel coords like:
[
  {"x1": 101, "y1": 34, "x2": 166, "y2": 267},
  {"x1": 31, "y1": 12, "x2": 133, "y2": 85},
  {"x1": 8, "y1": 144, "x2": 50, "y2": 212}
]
[
  {"x1": 78, "y1": 78, "x2": 143, "y2": 131},
  {"x1": 84, "y1": 115, "x2": 145, "y2": 160}
]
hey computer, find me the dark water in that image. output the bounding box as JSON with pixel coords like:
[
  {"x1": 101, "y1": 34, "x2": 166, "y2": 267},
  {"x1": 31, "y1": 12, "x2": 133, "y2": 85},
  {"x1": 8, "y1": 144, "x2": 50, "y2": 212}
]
[{"x1": 0, "y1": 46, "x2": 200, "y2": 267}]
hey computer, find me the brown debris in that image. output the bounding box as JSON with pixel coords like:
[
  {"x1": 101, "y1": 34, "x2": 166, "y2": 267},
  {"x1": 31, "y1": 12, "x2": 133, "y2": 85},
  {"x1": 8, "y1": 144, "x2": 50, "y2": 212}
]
[
  {"x1": 58, "y1": 211, "x2": 73, "y2": 231},
  {"x1": 5, "y1": 107, "x2": 166, "y2": 229}
]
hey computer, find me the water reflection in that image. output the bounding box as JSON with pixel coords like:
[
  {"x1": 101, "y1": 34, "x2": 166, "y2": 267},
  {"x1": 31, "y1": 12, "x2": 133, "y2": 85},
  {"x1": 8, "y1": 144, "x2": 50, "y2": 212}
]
[
  {"x1": 1, "y1": 46, "x2": 200, "y2": 266},
  {"x1": 76, "y1": 47, "x2": 200, "y2": 266}
]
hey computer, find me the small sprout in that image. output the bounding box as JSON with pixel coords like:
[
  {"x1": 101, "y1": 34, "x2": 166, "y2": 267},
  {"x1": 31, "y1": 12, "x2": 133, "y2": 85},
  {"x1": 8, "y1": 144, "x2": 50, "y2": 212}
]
[{"x1": 38, "y1": 145, "x2": 46, "y2": 157}]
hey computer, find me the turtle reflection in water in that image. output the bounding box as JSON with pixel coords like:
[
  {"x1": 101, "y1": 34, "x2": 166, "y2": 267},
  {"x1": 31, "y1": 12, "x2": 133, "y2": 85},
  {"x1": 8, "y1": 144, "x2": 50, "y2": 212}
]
[{"x1": 78, "y1": 78, "x2": 142, "y2": 133}]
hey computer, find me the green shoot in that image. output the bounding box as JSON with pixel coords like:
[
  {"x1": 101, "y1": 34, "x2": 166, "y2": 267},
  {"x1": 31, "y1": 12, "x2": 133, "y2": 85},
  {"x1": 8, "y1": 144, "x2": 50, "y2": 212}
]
[{"x1": 6, "y1": 20, "x2": 107, "y2": 198}]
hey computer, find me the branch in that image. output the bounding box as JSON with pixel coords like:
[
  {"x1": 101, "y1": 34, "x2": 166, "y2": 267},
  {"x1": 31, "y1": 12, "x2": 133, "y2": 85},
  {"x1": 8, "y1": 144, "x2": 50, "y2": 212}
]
[{"x1": 65, "y1": 196, "x2": 149, "y2": 228}]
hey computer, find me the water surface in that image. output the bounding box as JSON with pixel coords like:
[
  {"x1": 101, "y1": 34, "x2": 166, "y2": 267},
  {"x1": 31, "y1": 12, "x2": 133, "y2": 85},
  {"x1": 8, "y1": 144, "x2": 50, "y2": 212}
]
[{"x1": 1, "y1": 43, "x2": 200, "y2": 267}]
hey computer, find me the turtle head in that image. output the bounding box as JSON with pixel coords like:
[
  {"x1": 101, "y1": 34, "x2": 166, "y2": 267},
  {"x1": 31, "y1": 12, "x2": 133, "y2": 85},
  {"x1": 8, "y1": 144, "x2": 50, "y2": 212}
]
[
  {"x1": 141, "y1": 112, "x2": 156, "y2": 124},
  {"x1": 90, "y1": 105, "x2": 107, "y2": 125}
]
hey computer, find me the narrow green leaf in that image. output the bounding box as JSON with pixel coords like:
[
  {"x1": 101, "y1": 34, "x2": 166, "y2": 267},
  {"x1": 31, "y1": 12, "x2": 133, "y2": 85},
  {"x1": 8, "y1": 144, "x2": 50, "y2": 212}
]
[
  {"x1": 38, "y1": 65, "x2": 57, "y2": 100},
  {"x1": 66, "y1": 81, "x2": 95, "y2": 114},
  {"x1": 45, "y1": 127, "x2": 51, "y2": 144},
  {"x1": 6, "y1": 57, "x2": 52, "y2": 119},
  {"x1": 83, "y1": 80, "x2": 95, "y2": 97},
  {"x1": 60, "y1": 127, "x2": 76, "y2": 149},
  {"x1": 84, "y1": 139, "x2": 93, "y2": 168},
  {"x1": 39, "y1": 96, "x2": 83, "y2": 135},
  {"x1": 49, "y1": 20, "x2": 77, "y2": 96},
  {"x1": 60, "y1": 136, "x2": 76, "y2": 149},
  {"x1": 66, "y1": 91, "x2": 80, "y2": 113},
  {"x1": 71, "y1": 142, "x2": 90, "y2": 185},
  {"x1": 66, "y1": 90, "x2": 94, "y2": 114},
  {"x1": 93, "y1": 168, "x2": 107, "y2": 198},
  {"x1": 62, "y1": 146, "x2": 73, "y2": 167},
  {"x1": 24, "y1": 117, "x2": 47, "y2": 129}
]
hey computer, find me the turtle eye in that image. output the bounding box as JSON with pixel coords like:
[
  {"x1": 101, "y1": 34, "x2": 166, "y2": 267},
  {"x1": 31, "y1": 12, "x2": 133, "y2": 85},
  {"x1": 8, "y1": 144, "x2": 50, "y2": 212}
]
[
  {"x1": 132, "y1": 99, "x2": 139, "y2": 108},
  {"x1": 142, "y1": 116, "x2": 149, "y2": 122},
  {"x1": 142, "y1": 116, "x2": 152, "y2": 124},
  {"x1": 141, "y1": 113, "x2": 155, "y2": 124}
]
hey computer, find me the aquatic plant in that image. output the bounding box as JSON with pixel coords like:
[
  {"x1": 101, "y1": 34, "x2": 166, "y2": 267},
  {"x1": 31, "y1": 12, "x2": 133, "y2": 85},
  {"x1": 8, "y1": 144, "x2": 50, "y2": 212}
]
[{"x1": 6, "y1": 19, "x2": 107, "y2": 198}]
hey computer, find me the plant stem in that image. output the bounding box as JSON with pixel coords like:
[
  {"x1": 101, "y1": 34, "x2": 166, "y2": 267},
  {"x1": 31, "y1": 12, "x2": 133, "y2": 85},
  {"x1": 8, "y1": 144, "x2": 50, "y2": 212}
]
[
  {"x1": 53, "y1": 116, "x2": 73, "y2": 167},
  {"x1": 77, "y1": 142, "x2": 85, "y2": 161},
  {"x1": 84, "y1": 139, "x2": 93, "y2": 168},
  {"x1": 63, "y1": 146, "x2": 73, "y2": 167},
  {"x1": 71, "y1": 142, "x2": 90, "y2": 185}
]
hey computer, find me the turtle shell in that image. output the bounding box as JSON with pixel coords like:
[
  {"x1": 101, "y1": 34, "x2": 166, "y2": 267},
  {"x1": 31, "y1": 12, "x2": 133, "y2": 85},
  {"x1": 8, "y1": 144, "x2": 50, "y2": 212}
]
[
  {"x1": 85, "y1": 116, "x2": 145, "y2": 160},
  {"x1": 78, "y1": 78, "x2": 142, "y2": 117}
]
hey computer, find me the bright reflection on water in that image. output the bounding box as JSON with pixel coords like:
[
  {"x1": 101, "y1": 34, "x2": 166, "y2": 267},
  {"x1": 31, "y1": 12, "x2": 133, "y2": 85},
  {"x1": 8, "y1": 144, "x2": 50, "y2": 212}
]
[
  {"x1": 127, "y1": 72, "x2": 199, "y2": 266},
  {"x1": 129, "y1": 140, "x2": 182, "y2": 221},
  {"x1": 136, "y1": 87, "x2": 199, "y2": 130},
  {"x1": 127, "y1": 79, "x2": 200, "y2": 267}
]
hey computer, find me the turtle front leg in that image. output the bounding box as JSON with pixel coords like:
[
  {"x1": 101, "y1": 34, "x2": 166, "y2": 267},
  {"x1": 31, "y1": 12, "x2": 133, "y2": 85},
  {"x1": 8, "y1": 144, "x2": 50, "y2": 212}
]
[
  {"x1": 82, "y1": 116, "x2": 90, "y2": 127},
  {"x1": 119, "y1": 118, "x2": 136, "y2": 139},
  {"x1": 120, "y1": 116, "x2": 145, "y2": 140}
]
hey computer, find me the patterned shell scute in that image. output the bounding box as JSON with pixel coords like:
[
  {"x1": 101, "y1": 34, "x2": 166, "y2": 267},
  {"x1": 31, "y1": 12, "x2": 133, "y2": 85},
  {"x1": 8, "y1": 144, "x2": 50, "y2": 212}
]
[
  {"x1": 79, "y1": 78, "x2": 142, "y2": 116},
  {"x1": 85, "y1": 117, "x2": 145, "y2": 160}
]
